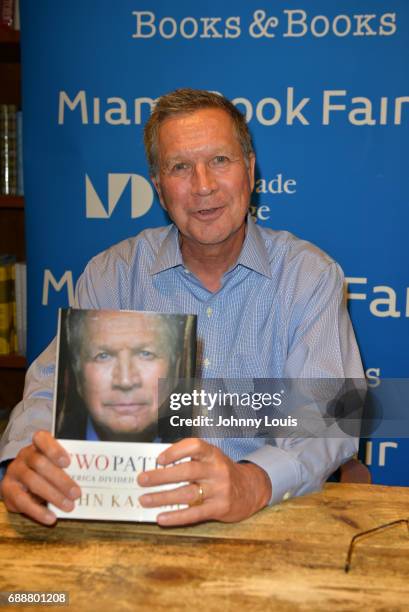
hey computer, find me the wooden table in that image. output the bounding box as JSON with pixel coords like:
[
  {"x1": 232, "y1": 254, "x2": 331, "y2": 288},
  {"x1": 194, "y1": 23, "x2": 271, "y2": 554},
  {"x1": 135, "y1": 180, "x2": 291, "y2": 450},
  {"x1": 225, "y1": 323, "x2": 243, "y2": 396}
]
[{"x1": 1, "y1": 483, "x2": 409, "y2": 611}]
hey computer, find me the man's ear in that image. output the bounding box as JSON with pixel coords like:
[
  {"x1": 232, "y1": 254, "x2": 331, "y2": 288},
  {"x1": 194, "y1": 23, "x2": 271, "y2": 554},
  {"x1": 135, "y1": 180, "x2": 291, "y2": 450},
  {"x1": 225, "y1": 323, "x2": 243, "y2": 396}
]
[{"x1": 152, "y1": 176, "x2": 167, "y2": 210}]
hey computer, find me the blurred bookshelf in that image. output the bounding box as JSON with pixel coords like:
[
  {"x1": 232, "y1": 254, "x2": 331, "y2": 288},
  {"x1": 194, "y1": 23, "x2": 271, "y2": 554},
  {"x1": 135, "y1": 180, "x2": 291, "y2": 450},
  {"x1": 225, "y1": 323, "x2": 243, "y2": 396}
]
[
  {"x1": 0, "y1": 194, "x2": 24, "y2": 208},
  {"x1": 0, "y1": 353, "x2": 26, "y2": 368},
  {"x1": 0, "y1": 18, "x2": 26, "y2": 418},
  {"x1": 0, "y1": 25, "x2": 19, "y2": 44}
]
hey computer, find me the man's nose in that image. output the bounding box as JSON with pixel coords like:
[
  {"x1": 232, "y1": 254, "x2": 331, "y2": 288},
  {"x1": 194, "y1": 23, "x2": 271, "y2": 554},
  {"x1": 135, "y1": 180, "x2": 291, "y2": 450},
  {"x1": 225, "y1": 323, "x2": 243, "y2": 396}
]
[
  {"x1": 191, "y1": 162, "x2": 217, "y2": 196},
  {"x1": 113, "y1": 354, "x2": 141, "y2": 389}
]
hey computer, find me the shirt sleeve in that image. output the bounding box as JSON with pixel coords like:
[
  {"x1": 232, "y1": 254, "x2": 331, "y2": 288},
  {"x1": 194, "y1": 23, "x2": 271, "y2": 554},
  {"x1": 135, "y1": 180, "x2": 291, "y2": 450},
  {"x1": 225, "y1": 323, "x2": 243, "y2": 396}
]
[
  {"x1": 242, "y1": 261, "x2": 365, "y2": 505},
  {"x1": 0, "y1": 339, "x2": 57, "y2": 465}
]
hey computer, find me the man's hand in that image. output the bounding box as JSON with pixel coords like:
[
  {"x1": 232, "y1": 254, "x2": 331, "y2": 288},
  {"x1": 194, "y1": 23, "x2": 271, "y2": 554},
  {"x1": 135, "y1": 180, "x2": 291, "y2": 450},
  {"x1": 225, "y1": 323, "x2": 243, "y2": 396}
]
[
  {"x1": 0, "y1": 431, "x2": 81, "y2": 525},
  {"x1": 138, "y1": 438, "x2": 272, "y2": 526}
]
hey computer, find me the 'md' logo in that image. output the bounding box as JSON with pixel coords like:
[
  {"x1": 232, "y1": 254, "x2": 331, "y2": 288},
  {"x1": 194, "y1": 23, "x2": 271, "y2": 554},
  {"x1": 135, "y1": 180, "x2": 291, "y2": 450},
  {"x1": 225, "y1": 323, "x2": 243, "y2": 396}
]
[{"x1": 85, "y1": 173, "x2": 154, "y2": 219}]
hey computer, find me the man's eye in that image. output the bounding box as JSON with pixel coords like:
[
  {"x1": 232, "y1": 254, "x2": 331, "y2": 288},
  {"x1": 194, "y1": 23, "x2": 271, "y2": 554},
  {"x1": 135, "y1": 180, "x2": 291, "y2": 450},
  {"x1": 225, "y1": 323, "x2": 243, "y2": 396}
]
[
  {"x1": 94, "y1": 352, "x2": 111, "y2": 362},
  {"x1": 171, "y1": 162, "x2": 191, "y2": 174},
  {"x1": 138, "y1": 350, "x2": 157, "y2": 360},
  {"x1": 210, "y1": 155, "x2": 230, "y2": 167}
]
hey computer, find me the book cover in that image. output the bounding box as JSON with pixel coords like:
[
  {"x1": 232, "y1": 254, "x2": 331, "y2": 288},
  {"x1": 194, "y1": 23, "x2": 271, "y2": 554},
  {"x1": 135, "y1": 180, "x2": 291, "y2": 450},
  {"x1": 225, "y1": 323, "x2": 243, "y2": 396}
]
[{"x1": 50, "y1": 308, "x2": 197, "y2": 522}]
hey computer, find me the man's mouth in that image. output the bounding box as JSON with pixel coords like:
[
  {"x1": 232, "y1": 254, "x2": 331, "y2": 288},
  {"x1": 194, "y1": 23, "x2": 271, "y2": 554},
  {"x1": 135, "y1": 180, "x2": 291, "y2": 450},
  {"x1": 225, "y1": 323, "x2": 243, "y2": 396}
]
[
  {"x1": 104, "y1": 402, "x2": 150, "y2": 415},
  {"x1": 194, "y1": 206, "x2": 224, "y2": 218}
]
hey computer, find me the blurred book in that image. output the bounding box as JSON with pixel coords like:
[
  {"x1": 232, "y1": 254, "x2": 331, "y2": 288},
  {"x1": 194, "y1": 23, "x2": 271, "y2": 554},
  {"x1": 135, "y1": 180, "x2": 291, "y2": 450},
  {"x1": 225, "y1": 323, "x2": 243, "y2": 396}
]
[
  {"x1": 9, "y1": 257, "x2": 16, "y2": 351},
  {"x1": 16, "y1": 111, "x2": 23, "y2": 195},
  {"x1": 0, "y1": 256, "x2": 25, "y2": 356},
  {"x1": 0, "y1": 254, "x2": 15, "y2": 354},
  {"x1": 13, "y1": 0, "x2": 19, "y2": 30},
  {"x1": 0, "y1": 0, "x2": 14, "y2": 28},
  {"x1": 0, "y1": 105, "x2": 17, "y2": 196},
  {"x1": 15, "y1": 261, "x2": 26, "y2": 355}
]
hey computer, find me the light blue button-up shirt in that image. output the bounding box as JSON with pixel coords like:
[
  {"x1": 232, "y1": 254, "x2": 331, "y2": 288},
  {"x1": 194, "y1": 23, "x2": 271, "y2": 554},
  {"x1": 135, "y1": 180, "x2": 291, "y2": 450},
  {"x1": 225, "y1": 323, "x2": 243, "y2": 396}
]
[{"x1": 0, "y1": 216, "x2": 364, "y2": 504}]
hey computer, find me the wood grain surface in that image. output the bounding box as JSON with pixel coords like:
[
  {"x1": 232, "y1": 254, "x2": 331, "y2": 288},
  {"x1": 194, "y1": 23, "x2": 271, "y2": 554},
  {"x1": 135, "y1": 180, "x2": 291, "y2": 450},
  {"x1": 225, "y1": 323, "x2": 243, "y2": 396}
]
[{"x1": 1, "y1": 483, "x2": 409, "y2": 611}]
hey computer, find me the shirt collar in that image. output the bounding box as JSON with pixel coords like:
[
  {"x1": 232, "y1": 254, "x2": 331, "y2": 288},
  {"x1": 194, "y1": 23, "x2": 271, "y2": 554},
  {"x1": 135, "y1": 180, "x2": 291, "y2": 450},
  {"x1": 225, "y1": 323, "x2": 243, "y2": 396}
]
[
  {"x1": 150, "y1": 214, "x2": 272, "y2": 279},
  {"x1": 150, "y1": 224, "x2": 183, "y2": 275}
]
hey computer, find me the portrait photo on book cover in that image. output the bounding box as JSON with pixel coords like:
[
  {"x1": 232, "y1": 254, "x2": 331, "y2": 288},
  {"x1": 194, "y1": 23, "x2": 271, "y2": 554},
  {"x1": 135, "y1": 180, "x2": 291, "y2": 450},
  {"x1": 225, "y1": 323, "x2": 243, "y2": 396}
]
[{"x1": 53, "y1": 308, "x2": 197, "y2": 443}]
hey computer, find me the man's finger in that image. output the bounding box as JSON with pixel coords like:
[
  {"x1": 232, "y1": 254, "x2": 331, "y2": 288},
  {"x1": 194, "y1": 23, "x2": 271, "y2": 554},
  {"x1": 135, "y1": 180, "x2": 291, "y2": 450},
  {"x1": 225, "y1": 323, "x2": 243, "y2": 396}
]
[
  {"x1": 23, "y1": 450, "x2": 80, "y2": 501},
  {"x1": 13, "y1": 467, "x2": 76, "y2": 513},
  {"x1": 157, "y1": 504, "x2": 211, "y2": 527},
  {"x1": 157, "y1": 438, "x2": 213, "y2": 466},
  {"x1": 138, "y1": 459, "x2": 205, "y2": 487},
  {"x1": 10, "y1": 447, "x2": 81, "y2": 502},
  {"x1": 2, "y1": 490, "x2": 18, "y2": 513},
  {"x1": 32, "y1": 431, "x2": 70, "y2": 467},
  {"x1": 3, "y1": 480, "x2": 57, "y2": 525},
  {"x1": 139, "y1": 482, "x2": 209, "y2": 508}
]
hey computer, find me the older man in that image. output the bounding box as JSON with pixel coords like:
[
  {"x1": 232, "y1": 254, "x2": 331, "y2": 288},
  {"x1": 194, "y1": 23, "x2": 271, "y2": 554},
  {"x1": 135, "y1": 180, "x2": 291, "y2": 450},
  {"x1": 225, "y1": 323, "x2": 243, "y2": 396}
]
[{"x1": 0, "y1": 89, "x2": 364, "y2": 526}]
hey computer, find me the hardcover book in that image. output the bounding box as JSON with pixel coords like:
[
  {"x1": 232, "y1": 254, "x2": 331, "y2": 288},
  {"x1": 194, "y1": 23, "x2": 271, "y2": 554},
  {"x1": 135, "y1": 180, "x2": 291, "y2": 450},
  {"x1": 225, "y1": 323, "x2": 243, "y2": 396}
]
[{"x1": 50, "y1": 308, "x2": 196, "y2": 522}]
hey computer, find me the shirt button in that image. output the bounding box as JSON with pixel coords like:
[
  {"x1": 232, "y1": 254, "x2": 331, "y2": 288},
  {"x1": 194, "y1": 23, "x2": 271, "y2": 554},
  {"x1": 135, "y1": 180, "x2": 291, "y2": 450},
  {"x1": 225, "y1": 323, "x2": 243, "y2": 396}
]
[
  {"x1": 184, "y1": 269, "x2": 190, "y2": 274},
  {"x1": 203, "y1": 358, "x2": 211, "y2": 367},
  {"x1": 282, "y1": 491, "x2": 291, "y2": 501},
  {"x1": 206, "y1": 307, "x2": 213, "y2": 317}
]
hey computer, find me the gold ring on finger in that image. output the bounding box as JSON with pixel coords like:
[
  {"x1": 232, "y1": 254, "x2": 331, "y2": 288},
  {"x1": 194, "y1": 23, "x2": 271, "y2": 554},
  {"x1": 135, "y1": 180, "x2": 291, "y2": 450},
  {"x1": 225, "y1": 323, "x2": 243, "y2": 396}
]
[{"x1": 190, "y1": 483, "x2": 205, "y2": 507}]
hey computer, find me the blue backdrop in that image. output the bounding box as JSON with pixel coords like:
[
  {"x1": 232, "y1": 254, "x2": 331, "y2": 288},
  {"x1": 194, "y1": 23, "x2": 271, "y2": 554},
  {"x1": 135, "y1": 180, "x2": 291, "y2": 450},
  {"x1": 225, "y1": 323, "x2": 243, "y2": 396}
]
[{"x1": 20, "y1": 1, "x2": 408, "y2": 484}]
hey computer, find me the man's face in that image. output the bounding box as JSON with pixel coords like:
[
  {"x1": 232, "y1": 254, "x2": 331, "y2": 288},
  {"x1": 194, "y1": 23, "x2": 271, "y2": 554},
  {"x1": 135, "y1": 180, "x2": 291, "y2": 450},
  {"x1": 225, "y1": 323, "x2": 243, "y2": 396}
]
[
  {"x1": 77, "y1": 311, "x2": 172, "y2": 437},
  {"x1": 153, "y1": 108, "x2": 255, "y2": 249}
]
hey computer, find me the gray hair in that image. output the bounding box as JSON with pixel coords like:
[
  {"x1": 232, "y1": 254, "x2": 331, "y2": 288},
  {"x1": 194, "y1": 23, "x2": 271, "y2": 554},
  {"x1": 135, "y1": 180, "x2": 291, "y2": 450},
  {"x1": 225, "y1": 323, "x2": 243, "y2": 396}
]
[{"x1": 144, "y1": 88, "x2": 254, "y2": 176}]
